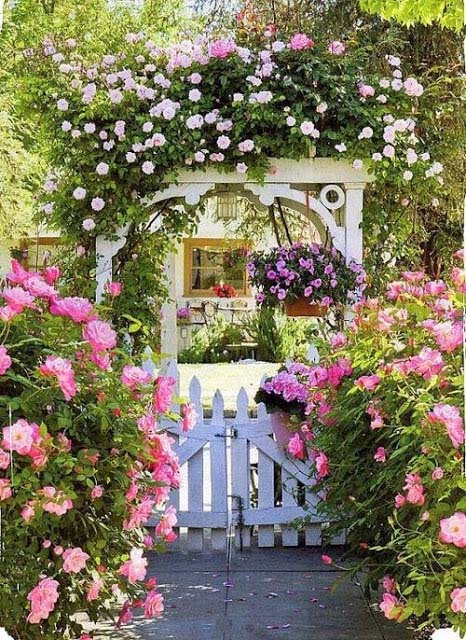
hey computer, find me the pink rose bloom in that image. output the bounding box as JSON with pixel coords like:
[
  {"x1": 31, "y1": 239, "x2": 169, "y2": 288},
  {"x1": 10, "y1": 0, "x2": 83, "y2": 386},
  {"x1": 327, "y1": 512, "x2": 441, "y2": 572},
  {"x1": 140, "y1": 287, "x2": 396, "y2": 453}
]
[
  {"x1": 289, "y1": 33, "x2": 315, "y2": 51},
  {"x1": 355, "y1": 375, "x2": 380, "y2": 391},
  {"x1": 62, "y1": 547, "x2": 90, "y2": 573},
  {"x1": 374, "y1": 447, "x2": 386, "y2": 463},
  {"x1": 404, "y1": 473, "x2": 425, "y2": 506},
  {"x1": 105, "y1": 281, "x2": 122, "y2": 297},
  {"x1": 2, "y1": 286, "x2": 36, "y2": 313},
  {"x1": 6, "y1": 259, "x2": 30, "y2": 285},
  {"x1": 382, "y1": 576, "x2": 396, "y2": 593},
  {"x1": 209, "y1": 39, "x2": 236, "y2": 59},
  {"x1": 287, "y1": 433, "x2": 305, "y2": 460},
  {"x1": 44, "y1": 266, "x2": 60, "y2": 285},
  {"x1": 380, "y1": 593, "x2": 403, "y2": 621},
  {"x1": 49, "y1": 296, "x2": 95, "y2": 322},
  {"x1": 358, "y1": 83, "x2": 375, "y2": 98},
  {"x1": 394, "y1": 494, "x2": 406, "y2": 509},
  {"x1": 41, "y1": 487, "x2": 74, "y2": 516},
  {"x1": 0, "y1": 448, "x2": 10, "y2": 469},
  {"x1": 432, "y1": 467, "x2": 444, "y2": 480},
  {"x1": 181, "y1": 403, "x2": 196, "y2": 432},
  {"x1": 330, "y1": 332, "x2": 347, "y2": 349},
  {"x1": 117, "y1": 600, "x2": 133, "y2": 627},
  {"x1": 91, "y1": 485, "x2": 104, "y2": 500},
  {"x1": 121, "y1": 365, "x2": 152, "y2": 390},
  {"x1": 439, "y1": 512, "x2": 466, "y2": 547},
  {"x1": 83, "y1": 320, "x2": 117, "y2": 352},
  {"x1": 155, "y1": 505, "x2": 178, "y2": 543},
  {"x1": 315, "y1": 452, "x2": 329, "y2": 478},
  {"x1": 428, "y1": 403, "x2": 464, "y2": 449},
  {"x1": 118, "y1": 548, "x2": 148, "y2": 583},
  {"x1": 0, "y1": 346, "x2": 12, "y2": 375},
  {"x1": 24, "y1": 276, "x2": 56, "y2": 299},
  {"x1": 430, "y1": 321, "x2": 463, "y2": 353},
  {"x1": 86, "y1": 578, "x2": 104, "y2": 602},
  {"x1": 21, "y1": 503, "x2": 35, "y2": 521},
  {"x1": 321, "y1": 554, "x2": 333, "y2": 565},
  {"x1": 144, "y1": 589, "x2": 164, "y2": 618},
  {"x1": 27, "y1": 577, "x2": 60, "y2": 623},
  {"x1": 328, "y1": 41, "x2": 345, "y2": 55},
  {"x1": 0, "y1": 478, "x2": 12, "y2": 501},
  {"x1": 39, "y1": 355, "x2": 77, "y2": 401},
  {"x1": 451, "y1": 587, "x2": 466, "y2": 613},
  {"x1": 2, "y1": 418, "x2": 37, "y2": 455},
  {"x1": 153, "y1": 376, "x2": 176, "y2": 413}
]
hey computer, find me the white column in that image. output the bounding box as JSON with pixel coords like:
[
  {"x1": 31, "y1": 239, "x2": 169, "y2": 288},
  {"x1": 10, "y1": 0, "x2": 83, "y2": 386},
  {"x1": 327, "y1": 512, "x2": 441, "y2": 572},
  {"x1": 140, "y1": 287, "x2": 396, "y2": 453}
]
[
  {"x1": 343, "y1": 183, "x2": 365, "y2": 265},
  {"x1": 95, "y1": 227, "x2": 129, "y2": 302},
  {"x1": 161, "y1": 252, "x2": 178, "y2": 361}
]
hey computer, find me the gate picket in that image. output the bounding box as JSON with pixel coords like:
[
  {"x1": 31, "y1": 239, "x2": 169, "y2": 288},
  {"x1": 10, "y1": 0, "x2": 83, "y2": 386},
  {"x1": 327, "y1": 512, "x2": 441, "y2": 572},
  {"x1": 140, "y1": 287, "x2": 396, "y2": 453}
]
[
  {"x1": 232, "y1": 388, "x2": 251, "y2": 548},
  {"x1": 210, "y1": 390, "x2": 227, "y2": 551}
]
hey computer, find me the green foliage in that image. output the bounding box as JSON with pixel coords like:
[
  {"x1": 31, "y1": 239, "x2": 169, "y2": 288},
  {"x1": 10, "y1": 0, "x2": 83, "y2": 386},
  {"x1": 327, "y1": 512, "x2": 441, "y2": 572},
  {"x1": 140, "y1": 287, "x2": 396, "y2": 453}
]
[
  {"x1": 241, "y1": 307, "x2": 314, "y2": 362},
  {"x1": 178, "y1": 315, "x2": 244, "y2": 364},
  {"x1": 359, "y1": 0, "x2": 464, "y2": 32}
]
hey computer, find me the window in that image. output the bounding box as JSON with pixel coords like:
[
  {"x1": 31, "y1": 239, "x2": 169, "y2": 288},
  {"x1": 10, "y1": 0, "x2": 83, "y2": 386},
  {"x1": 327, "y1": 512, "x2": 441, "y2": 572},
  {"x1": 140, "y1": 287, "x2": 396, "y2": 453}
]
[
  {"x1": 184, "y1": 239, "x2": 249, "y2": 297},
  {"x1": 21, "y1": 237, "x2": 61, "y2": 271}
]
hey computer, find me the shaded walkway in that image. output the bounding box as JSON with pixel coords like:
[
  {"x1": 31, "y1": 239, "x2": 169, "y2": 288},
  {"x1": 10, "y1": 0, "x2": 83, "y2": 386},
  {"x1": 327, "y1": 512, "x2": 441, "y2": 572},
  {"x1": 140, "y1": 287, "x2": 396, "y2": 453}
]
[{"x1": 97, "y1": 548, "x2": 413, "y2": 640}]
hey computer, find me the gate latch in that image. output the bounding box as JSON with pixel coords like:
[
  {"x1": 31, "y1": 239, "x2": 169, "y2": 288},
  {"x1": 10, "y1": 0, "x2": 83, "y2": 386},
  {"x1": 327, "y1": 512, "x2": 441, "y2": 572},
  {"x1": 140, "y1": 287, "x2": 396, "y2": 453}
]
[{"x1": 215, "y1": 427, "x2": 238, "y2": 439}]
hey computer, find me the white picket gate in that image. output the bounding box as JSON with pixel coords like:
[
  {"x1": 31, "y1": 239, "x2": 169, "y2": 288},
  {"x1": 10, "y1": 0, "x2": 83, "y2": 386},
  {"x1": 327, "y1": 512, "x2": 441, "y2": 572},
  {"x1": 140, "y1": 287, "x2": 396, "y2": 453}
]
[{"x1": 148, "y1": 362, "x2": 339, "y2": 551}]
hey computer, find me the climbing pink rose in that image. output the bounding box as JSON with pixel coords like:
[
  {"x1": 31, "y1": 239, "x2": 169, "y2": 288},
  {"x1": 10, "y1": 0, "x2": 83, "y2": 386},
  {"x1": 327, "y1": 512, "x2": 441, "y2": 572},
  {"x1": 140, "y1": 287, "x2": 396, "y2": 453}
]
[
  {"x1": 358, "y1": 83, "x2": 375, "y2": 98},
  {"x1": 181, "y1": 403, "x2": 196, "y2": 432},
  {"x1": 62, "y1": 547, "x2": 90, "y2": 573},
  {"x1": 382, "y1": 576, "x2": 396, "y2": 593},
  {"x1": 321, "y1": 554, "x2": 333, "y2": 565},
  {"x1": 117, "y1": 600, "x2": 133, "y2": 627},
  {"x1": 439, "y1": 512, "x2": 466, "y2": 548},
  {"x1": 155, "y1": 505, "x2": 178, "y2": 542},
  {"x1": 153, "y1": 376, "x2": 176, "y2": 413},
  {"x1": 355, "y1": 375, "x2": 380, "y2": 391},
  {"x1": 0, "y1": 346, "x2": 12, "y2": 375},
  {"x1": 121, "y1": 365, "x2": 152, "y2": 389},
  {"x1": 328, "y1": 41, "x2": 345, "y2": 55},
  {"x1": 6, "y1": 259, "x2": 30, "y2": 285},
  {"x1": 0, "y1": 478, "x2": 12, "y2": 501},
  {"x1": 105, "y1": 281, "x2": 122, "y2": 297},
  {"x1": 0, "y1": 448, "x2": 10, "y2": 469},
  {"x1": 289, "y1": 33, "x2": 314, "y2": 50},
  {"x1": 27, "y1": 577, "x2": 60, "y2": 623},
  {"x1": 44, "y1": 266, "x2": 60, "y2": 284},
  {"x1": 21, "y1": 504, "x2": 35, "y2": 521},
  {"x1": 287, "y1": 433, "x2": 305, "y2": 460},
  {"x1": 451, "y1": 587, "x2": 466, "y2": 613},
  {"x1": 428, "y1": 404, "x2": 464, "y2": 449},
  {"x1": 380, "y1": 593, "x2": 403, "y2": 621},
  {"x1": 404, "y1": 473, "x2": 425, "y2": 506},
  {"x1": 429, "y1": 321, "x2": 463, "y2": 353},
  {"x1": 40, "y1": 355, "x2": 77, "y2": 401},
  {"x1": 374, "y1": 447, "x2": 386, "y2": 463},
  {"x1": 144, "y1": 590, "x2": 164, "y2": 618},
  {"x1": 394, "y1": 494, "x2": 406, "y2": 508},
  {"x1": 86, "y1": 578, "x2": 104, "y2": 602},
  {"x1": 91, "y1": 485, "x2": 104, "y2": 500},
  {"x1": 83, "y1": 320, "x2": 117, "y2": 352},
  {"x1": 432, "y1": 467, "x2": 444, "y2": 480},
  {"x1": 118, "y1": 548, "x2": 148, "y2": 583},
  {"x1": 315, "y1": 452, "x2": 329, "y2": 478},
  {"x1": 2, "y1": 286, "x2": 36, "y2": 313},
  {"x1": 209, "y1": 39, "x2": 236, "y2": 59},
  {"x1": 50, "y1": 296, "x2": 95, "y2": 323},
  {"x1": 2, "y1": 419, "x2": 37, "y2": 455}
]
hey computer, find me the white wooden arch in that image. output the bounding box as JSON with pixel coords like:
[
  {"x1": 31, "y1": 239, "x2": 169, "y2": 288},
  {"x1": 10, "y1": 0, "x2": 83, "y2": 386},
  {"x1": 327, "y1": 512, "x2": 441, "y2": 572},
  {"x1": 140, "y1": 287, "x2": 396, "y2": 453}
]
[{"x1": 95, "y1": 158, "x2": 373, "y2": 355}]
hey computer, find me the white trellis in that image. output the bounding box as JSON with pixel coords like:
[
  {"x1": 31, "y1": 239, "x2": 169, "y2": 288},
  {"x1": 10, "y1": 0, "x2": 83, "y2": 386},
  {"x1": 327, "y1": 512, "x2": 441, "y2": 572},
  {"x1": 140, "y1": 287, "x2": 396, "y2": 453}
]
[
  {"x1": 147, "y1": 361, "x2": 344, "y2": 551},
  {"x1": 95, "y1": 158, "x2": 372, "y2": 357}
]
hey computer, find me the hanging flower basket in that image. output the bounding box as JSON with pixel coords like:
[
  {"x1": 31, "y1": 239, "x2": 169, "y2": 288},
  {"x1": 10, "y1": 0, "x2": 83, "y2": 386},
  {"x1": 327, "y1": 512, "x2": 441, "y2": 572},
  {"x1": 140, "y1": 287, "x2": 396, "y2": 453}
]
[{"x1": 284, "y1": 298, "x2": 327, "y2": 318}]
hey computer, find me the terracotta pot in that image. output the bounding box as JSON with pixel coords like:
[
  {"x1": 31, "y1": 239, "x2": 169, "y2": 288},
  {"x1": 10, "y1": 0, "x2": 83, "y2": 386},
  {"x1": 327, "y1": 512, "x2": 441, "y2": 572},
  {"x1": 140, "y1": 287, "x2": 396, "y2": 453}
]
[
  {"x1": 269, "y1": 411, "x2": 293, "y2": 448},
  {"x1": 284, "y1": 298, "x2": 327, "y2": 318}
]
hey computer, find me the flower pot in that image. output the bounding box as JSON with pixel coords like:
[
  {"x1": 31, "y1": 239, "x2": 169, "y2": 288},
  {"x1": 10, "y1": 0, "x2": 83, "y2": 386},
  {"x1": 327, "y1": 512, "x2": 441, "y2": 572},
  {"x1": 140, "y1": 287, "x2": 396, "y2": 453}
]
[
  {"x1": 270, "y1": 410, "x2": 293, "y2": 448},
  {"x1": 284, "y1": 298, "x2": 327, "y2": 318}
]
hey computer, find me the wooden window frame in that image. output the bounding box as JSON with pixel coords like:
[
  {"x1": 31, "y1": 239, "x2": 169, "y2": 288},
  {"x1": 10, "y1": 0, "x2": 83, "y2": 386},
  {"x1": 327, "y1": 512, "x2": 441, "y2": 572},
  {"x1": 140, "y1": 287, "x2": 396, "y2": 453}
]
[
  {"x1": 183, "y1": 238, "x2": 250, "y2": 297},
  {"x1": 20, "y1": 237, "x2": 62, "y2": 269}
]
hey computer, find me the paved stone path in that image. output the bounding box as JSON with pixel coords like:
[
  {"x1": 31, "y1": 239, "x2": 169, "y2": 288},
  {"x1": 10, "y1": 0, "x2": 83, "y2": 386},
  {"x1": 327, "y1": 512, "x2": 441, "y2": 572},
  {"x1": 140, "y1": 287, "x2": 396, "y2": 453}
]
[{"x1": 96, "y1": 548, "x2": 414, "y2": 640}]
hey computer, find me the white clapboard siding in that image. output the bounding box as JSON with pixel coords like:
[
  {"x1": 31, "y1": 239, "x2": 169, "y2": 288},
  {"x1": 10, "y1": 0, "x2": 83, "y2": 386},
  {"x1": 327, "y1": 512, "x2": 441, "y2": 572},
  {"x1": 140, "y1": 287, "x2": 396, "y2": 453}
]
[{"x1": 152, "y1": 362, "x2": 338, "y2": 551}]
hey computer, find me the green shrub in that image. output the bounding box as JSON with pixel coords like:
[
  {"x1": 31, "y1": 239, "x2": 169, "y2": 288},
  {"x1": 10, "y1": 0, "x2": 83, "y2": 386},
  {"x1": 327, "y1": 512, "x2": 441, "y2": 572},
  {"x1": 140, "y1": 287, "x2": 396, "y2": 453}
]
[{"x1": 179, "y1": 316, "x2": 243, "y2": 364}]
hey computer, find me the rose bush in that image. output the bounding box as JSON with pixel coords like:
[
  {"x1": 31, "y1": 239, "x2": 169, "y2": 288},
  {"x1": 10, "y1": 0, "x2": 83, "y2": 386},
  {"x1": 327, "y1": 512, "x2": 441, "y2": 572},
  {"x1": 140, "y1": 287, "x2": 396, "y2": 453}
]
[
  {"x1": 286, "y1": 251, "x2": 465, "y2": 634},
  {"x1": 0, "y1": 260, "x2": 190, "y2": 639}
]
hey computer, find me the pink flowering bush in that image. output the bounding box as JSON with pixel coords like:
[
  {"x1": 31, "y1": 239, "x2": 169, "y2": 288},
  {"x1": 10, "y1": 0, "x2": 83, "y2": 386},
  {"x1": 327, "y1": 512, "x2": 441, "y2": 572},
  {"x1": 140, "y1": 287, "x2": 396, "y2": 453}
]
[
  {"x1": 0, "y1": 260, "x2": 183, "y2": 639},
  {"x1": 288, "y1": 252, "x2": 465, "y2": 634},
  {"x1": 247, "y1": 242, "x2": 366, "y2": 309}
]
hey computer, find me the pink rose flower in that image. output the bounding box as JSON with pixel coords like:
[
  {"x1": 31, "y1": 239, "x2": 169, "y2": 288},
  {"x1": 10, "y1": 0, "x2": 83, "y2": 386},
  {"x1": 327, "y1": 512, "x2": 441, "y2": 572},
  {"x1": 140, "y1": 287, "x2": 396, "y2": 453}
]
[
  {"x1": 374, "y1": 447, "x2": 386, "y2": 463},
  {"x1": 315, "y1": 451, "x2": 329, "y2": 478},
  {"x1": 287, "y1": 433, "x2": 305, "y2": 460},
  {"x1": 104, "y1": 281, "x2": 122, "y2": 297},
  {"x1": 0, "y1": 478, "x2": 12, "y2": 501},
  {"x1": 91, "y1": 485, "x2": 104, "y2": 500},
  {"x1": 117, "y1": 600, "x2": 133, "y2": 627},
  {"x1": 153, "y1": 376, "x2": 176, "y2": 413},
  {"x1": 0, "y1": 448, "x2": 10, "y2": 469},
  {"x1": 62, "y1": 547, "x2": 90, "y2": 573},
  {"x1": 49, "y1": 296, "x2": 95, "y2": 322},
  {"x1": 289, "y1": 33, "x2": 315, "y2": 51},
  {"x1": 2, "y1": 286, "x2": 36, "y2": 313},
  {"x1": 404, "y1": 473, "x2": 425, "y2": 506},
  {"x1": 382, "y1": 576, "x2": 396, "y2": 593},
  {"x1": 155, "y1": 505, "x2": 178, "y2": 543},
  {"x1": 144, "y1": 589, "x2": 164, "y2": 618},
  {"x1": 328, "y1": 41, "x2": 345, "y2": 55},
  {"x1": 451, "y1": 587, "x2": 466, "y2": 613},
  {"x1": 439, "y1": 512, "x2": 466, "y2": 548},
  {"x1": 6, "y1": 259, "x2": 30, "y2": 285},
  {"x1": 21, "y1": 503, "x2": 35, "y2": 521},
  {"x1": 355, "y1": 375, "x2": 380, "y2": 391},
  {"x1": 181, "y1": 403, "x2": 196, "y2": 432},
  {"x1": 209, "y1": 39, "x2": 236, "y2": 59},
  {"x1": 432, "y1": 467, "x2": 444, "y2": 480},
  {"x1": 358, "y1": 83, "x2": 375, "y2": 98},
  {"x1": 0, "y1": 346, "x2": 12, "y2": 375},
  {"x1": 380, "y1": 593, "x2": 403, "y2": 621},
  {"x1": 39, "y1": 355, "x2": 77, "y2": 401},
  {"x1": 121, "y1": 365, "x2": 152, "y2": 390},
  {"x1": 394, "y1": 494, "x2": 406, "y2": 509},
  {"x1": 83, "y1": 320, "x2": 117, "y2": 352},
  {"x1": 428, "y1": 404, "x2": 464, "y2": 449},
  {"x1": 118, "y1": 548, "x2": 148, "y2": 583},
  {"x1": 86, "y1": 578, "x2": 104, "y2": 602},
  {"x1": 2, "y1": 418, "x2": 37, "y2": 455},
  {"x1": 321, "y1": 554, "x2": 333, "y2": 565},
  {"x1": 27, "y1": 577, "x2": 60, "y2": 623}
]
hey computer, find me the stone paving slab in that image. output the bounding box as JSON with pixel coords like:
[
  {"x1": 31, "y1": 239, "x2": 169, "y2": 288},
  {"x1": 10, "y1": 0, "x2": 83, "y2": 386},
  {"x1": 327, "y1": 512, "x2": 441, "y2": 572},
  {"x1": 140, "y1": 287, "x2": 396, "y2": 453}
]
[{"x1": 96, "y1": 549, "x2": 414, "y2": 640}]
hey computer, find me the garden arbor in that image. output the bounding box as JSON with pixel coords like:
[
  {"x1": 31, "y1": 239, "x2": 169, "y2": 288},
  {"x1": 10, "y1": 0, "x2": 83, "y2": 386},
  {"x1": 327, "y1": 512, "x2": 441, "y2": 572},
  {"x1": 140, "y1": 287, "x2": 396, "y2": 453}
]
[{"x1": 95, "y1": 157, "x2": 372, "y2": 357}]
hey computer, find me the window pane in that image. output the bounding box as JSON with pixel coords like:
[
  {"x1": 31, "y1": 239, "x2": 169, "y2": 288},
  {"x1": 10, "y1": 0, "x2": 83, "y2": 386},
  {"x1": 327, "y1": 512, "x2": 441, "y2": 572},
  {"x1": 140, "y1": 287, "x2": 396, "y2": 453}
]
[
  {"x1": 191, "y1": 268, "x2": 222, "y2": 291},
  {"x1": 192, "y1": 246, "x2": 225, "y2": 268}
]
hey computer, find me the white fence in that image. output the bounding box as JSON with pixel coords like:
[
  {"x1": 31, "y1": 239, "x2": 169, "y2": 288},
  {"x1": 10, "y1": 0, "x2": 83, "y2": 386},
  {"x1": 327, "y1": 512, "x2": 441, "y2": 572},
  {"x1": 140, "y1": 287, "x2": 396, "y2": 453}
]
[{"x1": 148, "y1": 361, "x2": 343, "y2": 551}]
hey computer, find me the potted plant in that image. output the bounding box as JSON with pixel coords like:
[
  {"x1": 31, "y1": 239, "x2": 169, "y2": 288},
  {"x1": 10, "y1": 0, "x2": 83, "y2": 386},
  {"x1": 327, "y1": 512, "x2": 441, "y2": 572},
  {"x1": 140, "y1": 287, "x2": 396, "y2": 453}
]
[
  {"x1": 255, "y1": 363, "x2": 312, "y2": 447},
  {"x1": 247, "y1": 243, "x2": 366, "y2": 317},
  {"x1": 212, "y1": 283, "x2": 238, "y2": 298},
  {"x1": 176, "y1": 307, "x2": 192, "y2": 325}
]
